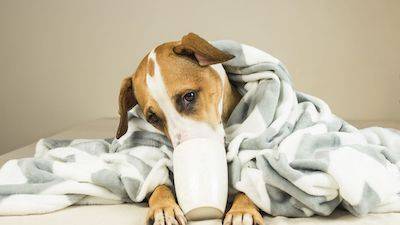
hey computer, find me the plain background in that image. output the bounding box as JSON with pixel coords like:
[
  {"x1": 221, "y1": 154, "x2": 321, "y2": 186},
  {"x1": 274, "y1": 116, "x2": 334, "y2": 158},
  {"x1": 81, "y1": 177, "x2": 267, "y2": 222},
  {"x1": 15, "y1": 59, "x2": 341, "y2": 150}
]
[{"x1": 0, "y1": 0, "x2": 399, "y2": 155}]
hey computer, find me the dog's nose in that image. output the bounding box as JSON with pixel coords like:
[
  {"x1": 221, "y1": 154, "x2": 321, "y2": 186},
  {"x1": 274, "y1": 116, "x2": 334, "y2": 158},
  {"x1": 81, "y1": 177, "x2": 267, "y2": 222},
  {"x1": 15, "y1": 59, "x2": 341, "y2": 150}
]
[
  {"x1": 174, "y1": 134, "x2": 182, "y2": 146},
  {"x1": 171, "y1": 132, "x2": 190, "y2": 147}
]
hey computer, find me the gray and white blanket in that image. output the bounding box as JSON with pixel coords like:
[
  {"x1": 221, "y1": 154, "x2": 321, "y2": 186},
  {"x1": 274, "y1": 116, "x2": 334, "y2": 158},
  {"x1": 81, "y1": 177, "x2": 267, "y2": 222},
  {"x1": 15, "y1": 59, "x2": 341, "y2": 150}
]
[{"x1": 1, "y1": 40, "x2": 400, "y2": 217}]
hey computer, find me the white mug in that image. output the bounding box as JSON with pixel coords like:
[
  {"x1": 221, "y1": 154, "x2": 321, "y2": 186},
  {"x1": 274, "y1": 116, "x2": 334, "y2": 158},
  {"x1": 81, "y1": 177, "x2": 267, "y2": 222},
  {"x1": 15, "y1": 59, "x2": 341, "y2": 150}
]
[{"x1": 173, "y1": 138, "x2": 228, "y2": 221}]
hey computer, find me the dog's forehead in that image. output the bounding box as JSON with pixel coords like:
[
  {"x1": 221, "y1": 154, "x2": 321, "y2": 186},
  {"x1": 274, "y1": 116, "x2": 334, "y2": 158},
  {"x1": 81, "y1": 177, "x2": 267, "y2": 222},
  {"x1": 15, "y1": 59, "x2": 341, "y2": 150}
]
[
  {"x1": 149, "y1": 42, "x2": 213, "y2": 84},
  {"x1": 133, "y1": 42, "x2": 222, "y2": 107}
]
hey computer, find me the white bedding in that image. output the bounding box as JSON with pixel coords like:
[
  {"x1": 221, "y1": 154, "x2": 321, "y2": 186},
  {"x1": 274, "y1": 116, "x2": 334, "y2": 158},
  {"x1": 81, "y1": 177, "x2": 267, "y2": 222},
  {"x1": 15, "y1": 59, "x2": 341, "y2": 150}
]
[{"x1": 1, "y1": 118, "x2": 399, "y2": 225}]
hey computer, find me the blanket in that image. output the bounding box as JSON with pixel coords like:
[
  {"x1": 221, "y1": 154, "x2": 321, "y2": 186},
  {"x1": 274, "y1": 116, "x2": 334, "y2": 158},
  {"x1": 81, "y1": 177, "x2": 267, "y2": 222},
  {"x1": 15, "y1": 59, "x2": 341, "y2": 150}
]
[{"x1": 1, "y1": 40, "x2": 400, "y2": 217}]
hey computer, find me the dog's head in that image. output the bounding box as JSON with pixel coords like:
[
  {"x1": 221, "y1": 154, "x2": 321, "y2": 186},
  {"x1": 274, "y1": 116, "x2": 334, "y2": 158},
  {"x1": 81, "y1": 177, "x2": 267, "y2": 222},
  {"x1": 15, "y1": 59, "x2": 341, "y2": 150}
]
[{"x1": 116, "y1": 33, "x2": 238, "y2": 147}]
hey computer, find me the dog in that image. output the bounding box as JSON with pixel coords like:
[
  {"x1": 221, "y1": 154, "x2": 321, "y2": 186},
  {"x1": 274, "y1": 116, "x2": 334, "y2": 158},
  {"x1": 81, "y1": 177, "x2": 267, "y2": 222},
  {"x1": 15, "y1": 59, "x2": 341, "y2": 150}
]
[{"x1": 116, "y1": 33, "x2": 264, "y2": 225}]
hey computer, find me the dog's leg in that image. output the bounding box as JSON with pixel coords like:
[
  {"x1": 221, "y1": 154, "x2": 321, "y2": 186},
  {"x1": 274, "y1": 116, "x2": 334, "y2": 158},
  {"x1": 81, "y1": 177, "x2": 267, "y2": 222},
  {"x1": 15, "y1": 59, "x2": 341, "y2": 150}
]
[
  {"x1": 147, "y1": 185, "x2": 187, "y2": 225},
  {"x1": 223, "y1": 193, "x2": 264, "y2": 225}
]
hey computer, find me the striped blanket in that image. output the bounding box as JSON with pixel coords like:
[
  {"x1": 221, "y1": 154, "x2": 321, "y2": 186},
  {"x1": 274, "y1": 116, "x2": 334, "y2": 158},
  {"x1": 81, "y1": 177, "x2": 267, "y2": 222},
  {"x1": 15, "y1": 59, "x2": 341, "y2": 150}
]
[{"x1": 0, "y1": 40, "x2": 399, "y2": 217}]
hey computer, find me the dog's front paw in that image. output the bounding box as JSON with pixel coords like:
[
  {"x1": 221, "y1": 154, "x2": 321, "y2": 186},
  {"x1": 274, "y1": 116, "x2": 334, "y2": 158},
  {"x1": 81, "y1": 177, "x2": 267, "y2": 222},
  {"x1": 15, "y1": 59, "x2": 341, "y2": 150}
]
[
  {"x1": 147, "y1": 185, "x2": 187, "y2": 225},
  {"x1": 223, "y1": 208, "x2": 264, "y2": 225},
  {"x1": 147, "y1": 203, "x2": 187, "y2": 225},
  {"x1": 223, "y1": 193, "x2": 264, "y2": 225}
]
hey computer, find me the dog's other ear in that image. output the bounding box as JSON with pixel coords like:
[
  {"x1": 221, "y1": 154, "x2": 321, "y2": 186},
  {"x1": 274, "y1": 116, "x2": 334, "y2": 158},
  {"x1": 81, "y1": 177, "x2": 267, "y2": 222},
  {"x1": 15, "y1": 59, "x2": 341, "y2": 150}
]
[
  {"x1": 173, "y1": 33, "x2": 234, "y2": 66},
  {"x1": 116, "y1": 77, "x2": 137, "y2": 139}
]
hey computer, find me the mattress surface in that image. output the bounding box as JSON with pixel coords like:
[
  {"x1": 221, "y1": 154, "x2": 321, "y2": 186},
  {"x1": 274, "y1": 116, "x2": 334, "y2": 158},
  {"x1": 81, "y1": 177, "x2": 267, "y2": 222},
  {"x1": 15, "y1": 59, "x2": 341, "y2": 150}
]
[{"x1": 1, "y1": 118, "x2": 400, "y2": 225}]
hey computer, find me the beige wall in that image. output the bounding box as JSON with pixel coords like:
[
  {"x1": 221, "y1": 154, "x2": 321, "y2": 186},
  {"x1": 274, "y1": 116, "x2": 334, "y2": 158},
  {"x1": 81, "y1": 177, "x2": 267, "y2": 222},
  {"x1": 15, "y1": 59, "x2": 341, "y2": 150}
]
[{"x1": 0, "y1": 0, "x2": 399, "y2": 155}]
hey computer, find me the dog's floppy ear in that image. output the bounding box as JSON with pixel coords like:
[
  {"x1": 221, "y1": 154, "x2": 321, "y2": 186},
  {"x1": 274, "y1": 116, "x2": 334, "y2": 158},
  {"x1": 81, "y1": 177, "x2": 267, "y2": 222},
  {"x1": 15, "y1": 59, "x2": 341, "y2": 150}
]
[
  {"x1": 173, "y1": 33, "x2": 234, "y2": 66},
  {"x1": 116, "y1": 77, "x2": 137, "y2": 139}
]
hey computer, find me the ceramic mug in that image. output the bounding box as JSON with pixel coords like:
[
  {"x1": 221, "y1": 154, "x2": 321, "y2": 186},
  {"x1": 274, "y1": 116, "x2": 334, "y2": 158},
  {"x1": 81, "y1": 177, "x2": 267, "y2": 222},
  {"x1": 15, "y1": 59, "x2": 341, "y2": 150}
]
[{"x1": 173, "y1": 138, "x2": 228, "y2": 221}]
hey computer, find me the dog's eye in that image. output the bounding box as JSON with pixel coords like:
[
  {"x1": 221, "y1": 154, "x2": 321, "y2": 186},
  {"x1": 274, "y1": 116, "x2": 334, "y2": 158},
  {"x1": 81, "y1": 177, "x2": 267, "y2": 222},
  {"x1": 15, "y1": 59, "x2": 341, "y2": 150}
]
[
  {"x1": 147, "y1": 113, "x2": 160, "y2": 125},
  {"x1": 183, "y1": 91, "x2": 196, "y2": 103},
  {"x1": 176, "y1": 90, "x2": 198, "y2": 113}
]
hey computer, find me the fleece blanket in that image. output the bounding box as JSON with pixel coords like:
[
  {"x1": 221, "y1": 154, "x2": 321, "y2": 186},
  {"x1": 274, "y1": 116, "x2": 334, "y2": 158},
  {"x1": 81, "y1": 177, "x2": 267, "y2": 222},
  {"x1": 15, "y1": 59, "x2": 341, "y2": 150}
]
[{"x1": 1, "y1": 40, "x2": 400, "y2": 217}]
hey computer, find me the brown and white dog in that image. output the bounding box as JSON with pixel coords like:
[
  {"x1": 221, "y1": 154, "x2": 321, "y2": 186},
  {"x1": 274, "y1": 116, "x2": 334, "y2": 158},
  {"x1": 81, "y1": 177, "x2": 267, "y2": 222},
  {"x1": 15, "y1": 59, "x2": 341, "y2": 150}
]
[{"x1": 116, "y1": 33, "x2": 264, "y2": 225}]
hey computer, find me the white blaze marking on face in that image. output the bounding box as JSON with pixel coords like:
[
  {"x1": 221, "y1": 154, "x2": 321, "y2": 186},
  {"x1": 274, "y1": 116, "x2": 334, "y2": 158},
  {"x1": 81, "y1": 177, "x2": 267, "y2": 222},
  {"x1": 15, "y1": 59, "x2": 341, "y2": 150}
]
[{"x1": 145, "y1": 49, "x2": 225, "y2": 147}]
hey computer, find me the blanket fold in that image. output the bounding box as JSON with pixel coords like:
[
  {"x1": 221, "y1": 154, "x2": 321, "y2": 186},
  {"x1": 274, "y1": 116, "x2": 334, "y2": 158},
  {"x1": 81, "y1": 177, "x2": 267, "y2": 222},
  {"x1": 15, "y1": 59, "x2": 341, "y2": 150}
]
[{"x1": 1, "y1": 40, "x2": 400, "y2": 217}]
